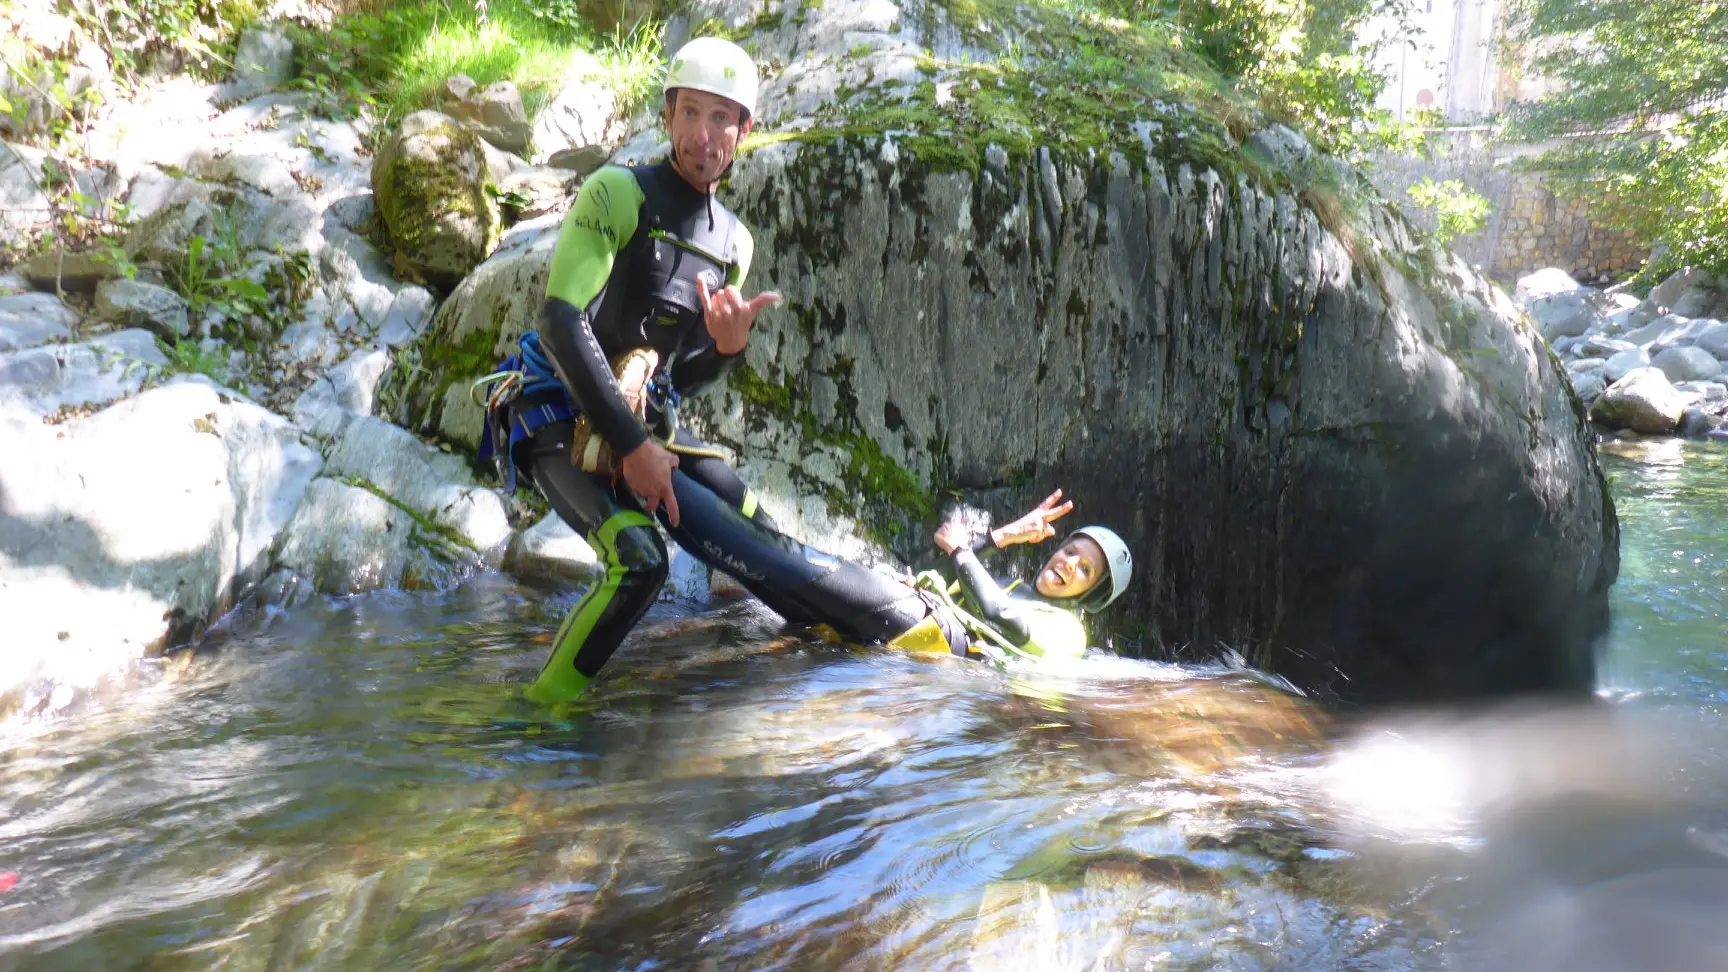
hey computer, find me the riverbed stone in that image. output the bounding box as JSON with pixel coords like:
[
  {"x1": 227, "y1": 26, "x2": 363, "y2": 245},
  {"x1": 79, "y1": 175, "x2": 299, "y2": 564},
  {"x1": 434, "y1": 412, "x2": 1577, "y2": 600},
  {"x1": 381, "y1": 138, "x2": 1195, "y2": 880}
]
[
  {"x1": 1603, "y1": 348, "x2": 1652, "y2": 384},
  {"x1": 1591, "y1": 367, "x2": 1688, "y2": 434},
  {"x1": 503, "y1": 512, "x2": 599, "y2": 584},
  {"x1": 1652, "y1": 346, "x2": 1722, "y2": 383},
  {"x1": 1573, "y1": 335, "x2": 1636, "y2": 359}
]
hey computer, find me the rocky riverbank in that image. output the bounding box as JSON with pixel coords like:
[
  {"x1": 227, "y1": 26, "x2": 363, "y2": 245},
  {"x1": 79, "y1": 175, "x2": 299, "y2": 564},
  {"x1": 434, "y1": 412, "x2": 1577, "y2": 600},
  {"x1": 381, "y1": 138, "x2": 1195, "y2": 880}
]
[{"x1": 1522, "y1": 266, "x2": 1728, "y2": 441}]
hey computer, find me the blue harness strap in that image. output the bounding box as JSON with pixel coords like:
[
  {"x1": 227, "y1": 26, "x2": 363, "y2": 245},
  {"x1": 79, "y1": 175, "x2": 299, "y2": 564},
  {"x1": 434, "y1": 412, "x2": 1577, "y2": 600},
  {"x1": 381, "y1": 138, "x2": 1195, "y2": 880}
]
[{"x1": 475, "y1": 331, "x2": 576, "y2": 492}]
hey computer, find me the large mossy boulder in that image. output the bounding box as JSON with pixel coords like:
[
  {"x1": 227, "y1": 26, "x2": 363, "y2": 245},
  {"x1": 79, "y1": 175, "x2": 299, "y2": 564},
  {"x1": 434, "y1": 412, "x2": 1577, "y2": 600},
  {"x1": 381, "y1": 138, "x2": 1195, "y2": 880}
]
[
  {"x1": 385, "y1": 0, "x2": 1619, "y2": 707},
  {"x1": 371, "y1": 110, "x2": 501, "y2": 289}
]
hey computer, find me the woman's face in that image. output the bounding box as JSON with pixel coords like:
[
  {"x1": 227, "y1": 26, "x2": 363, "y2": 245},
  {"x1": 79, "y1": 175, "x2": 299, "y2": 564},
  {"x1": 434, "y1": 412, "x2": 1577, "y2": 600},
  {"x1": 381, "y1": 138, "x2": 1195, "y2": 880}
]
[{"x1": 1035, "y1": 536, "x2": 1107, "y2": 599}]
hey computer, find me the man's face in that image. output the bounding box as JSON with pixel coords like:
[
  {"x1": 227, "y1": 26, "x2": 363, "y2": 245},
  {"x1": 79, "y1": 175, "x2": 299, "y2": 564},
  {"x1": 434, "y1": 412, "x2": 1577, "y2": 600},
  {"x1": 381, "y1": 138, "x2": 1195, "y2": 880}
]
[{"x1": 665, "y1": 88, "x2": 752, "y2": 187}]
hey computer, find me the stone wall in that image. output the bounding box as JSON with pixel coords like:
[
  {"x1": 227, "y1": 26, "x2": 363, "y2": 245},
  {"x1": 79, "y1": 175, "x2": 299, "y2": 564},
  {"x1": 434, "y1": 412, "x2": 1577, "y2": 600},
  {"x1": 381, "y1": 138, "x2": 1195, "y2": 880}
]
[{"x1": 1370, "y1": 130, "x2": 1646, "y2": 283}]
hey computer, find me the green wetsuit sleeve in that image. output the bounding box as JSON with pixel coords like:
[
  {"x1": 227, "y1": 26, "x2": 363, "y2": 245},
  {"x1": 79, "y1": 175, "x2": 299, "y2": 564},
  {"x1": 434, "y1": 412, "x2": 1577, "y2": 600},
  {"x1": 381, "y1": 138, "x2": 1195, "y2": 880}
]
[
  {"x1": 951, "y1": 549, "x2": 1032, "y2": 646},
  {"x1": 668, "y1": 221, "x2": 758, "y2": 394},
  {"x1": 545, "y1": 166, "x2": 642, "y2": 309},
  {"x1": 539, "y1": 167, "x2": 652, "y2": 456}
]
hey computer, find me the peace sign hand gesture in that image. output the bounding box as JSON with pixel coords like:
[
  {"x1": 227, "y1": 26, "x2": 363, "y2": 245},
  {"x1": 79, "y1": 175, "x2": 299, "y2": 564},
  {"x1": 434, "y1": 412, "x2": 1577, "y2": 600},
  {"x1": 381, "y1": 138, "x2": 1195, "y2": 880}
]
[
  {"x1": 700, "y1": 276, "x2": 782, "y2": 355},
  {"x1": 990, "y1": 489, "x2": 1075, "y2": 548}
]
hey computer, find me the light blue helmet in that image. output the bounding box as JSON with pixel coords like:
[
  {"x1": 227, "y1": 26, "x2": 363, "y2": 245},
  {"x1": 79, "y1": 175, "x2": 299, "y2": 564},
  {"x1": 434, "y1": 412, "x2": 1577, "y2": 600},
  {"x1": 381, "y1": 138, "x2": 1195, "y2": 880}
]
[{"x1": 1069, "y1": 525, "x2": 1133, "y2": 612}]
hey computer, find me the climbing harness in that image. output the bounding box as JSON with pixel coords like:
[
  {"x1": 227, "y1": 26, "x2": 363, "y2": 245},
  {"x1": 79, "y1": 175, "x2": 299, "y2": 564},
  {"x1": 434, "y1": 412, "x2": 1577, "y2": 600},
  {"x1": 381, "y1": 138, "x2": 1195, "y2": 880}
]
[{"x1": 906, "y1": 569, "x2": 1040, "y2": 665}]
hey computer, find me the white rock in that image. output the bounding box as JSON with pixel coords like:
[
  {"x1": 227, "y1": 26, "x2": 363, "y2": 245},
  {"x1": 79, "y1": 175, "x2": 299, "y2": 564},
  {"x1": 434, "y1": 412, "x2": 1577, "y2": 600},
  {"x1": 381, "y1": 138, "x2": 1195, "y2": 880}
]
[
  {"x1": 1516, "y1": 268, "x2": 1584, "y2": 306},
  {"x1": 323, "y1": 416, "x2": 513, "y2": 554},
  {"x1": 0, "y1": 292, "x2": 77, "y2": 351},
  {"x1": 503, "y1": 512, "x2": 599, "y2": 584},
  {"x1": 377, "y1": 286, "x2": 436, "y2": 347},
  {"x1": 1603, "y1": 348, "x2": 1651, "y2": 384},
  {"x1": 1651, "y1": 346, "x2": 1721, "y2": 383},
  {"x1": 291, "y1": 347, "x2": 393, "y2": 439},
  {"x1": 269, "y1": 477, "x2": 422, "y2": 596},
  {"x1": 1676, "y1": 381, "x2": 1728, "y2": 404},
  {"x1": 530, "y1": 57, "x2": 628, "y2": 166},
  {"x1": 1693, "y1": 321, "x2": 1728, "y2": 360},
  {"x1": 1572, "y1": 336, "x2": 1636, "y2": 359},
  {"x1": 0, "y1": 377, "x2": 320, "y2": 701},
  {"x1": 1530, "y1": 292, "x2": 1595, "y2": 339},
  {"x1": 1590, "y1": 367, "x2": 1687, "y2": 434},
  {"x1": 0, "y1": 330, "x2": 167, "y2": 418}
]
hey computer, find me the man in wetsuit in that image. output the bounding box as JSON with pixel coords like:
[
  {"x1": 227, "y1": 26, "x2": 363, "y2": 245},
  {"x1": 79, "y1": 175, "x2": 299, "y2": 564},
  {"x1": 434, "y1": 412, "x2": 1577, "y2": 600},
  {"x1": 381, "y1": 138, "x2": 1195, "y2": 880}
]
[{"x1": 505, "y1": 36, "x2": 786, "y2": 703}]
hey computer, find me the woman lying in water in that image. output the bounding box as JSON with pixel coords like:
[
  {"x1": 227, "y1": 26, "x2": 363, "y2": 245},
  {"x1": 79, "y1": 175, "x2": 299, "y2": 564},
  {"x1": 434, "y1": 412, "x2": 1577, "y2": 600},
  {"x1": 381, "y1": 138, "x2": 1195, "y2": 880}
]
[{"x1": 528, "y1": 471, "x2": 1134, "y2": 700}]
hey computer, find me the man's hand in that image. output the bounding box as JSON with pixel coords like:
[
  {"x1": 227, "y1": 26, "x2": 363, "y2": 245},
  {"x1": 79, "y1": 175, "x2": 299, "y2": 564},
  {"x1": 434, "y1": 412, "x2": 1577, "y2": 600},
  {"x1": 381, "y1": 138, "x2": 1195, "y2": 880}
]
[
  {"x1": 700, "y1": 276, "x2": 781, "y2": 355},
  {"x1": 934, "y1": 519, "x2": 970, "y2": 555},
  {"x1": 620, "y1": 440, "x2": 682, "y2": 526},
  {"x1": 990, "y1": 489, "x2": 1074, "y2": 548}
]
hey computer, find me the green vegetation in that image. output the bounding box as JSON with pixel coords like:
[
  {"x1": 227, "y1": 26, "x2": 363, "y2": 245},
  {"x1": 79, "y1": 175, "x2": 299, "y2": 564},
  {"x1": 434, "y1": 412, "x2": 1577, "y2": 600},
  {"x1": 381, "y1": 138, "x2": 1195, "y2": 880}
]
[
  {"x1": 1502, "y1": 0, "x2": 1728, "y2": 287},
  {"x1": 286, "y1": 0, "x2": 665, "y2": 126},
  {"x1": 1406, "y1": 177, "x2": 1490, "y2": 247},
  {"x1": 67, "y1": 0, "x2": 261, "y2": 82},
  {"x1": 741, "y1": 0, "x2": 1415, "y2": 204}
]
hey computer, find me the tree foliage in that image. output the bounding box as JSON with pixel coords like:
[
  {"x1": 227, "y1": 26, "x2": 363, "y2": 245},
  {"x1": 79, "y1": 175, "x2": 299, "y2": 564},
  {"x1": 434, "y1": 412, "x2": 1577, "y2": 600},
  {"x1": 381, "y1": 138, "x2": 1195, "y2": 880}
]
[
  {"x1": 1104, "y1": 0, "x2": 1419, "y2": 159},
  {"x1": 1503, "y1": 0, "x2": 1728, "y2": 283}
]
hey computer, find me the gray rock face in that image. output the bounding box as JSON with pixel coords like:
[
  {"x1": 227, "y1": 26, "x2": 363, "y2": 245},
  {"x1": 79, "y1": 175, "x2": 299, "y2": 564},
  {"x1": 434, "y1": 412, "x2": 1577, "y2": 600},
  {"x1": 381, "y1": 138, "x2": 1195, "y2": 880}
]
[
  {"x1": 1651, "y1": 346, "x2": 1721, "y2": 383},
  {"x1": 228, "y1": 26, "x2": 295, "y2": 101},
  {"x1": 1572, "y1": 335, "x2": 1636, "y2": 359},
  {"x1": 1531, "y1": 292, "x2": 1595, "y2": 339},
  {"x1": 0, "y1": 141, "x2": 50, "y2": 239},
  {"x1": 94, "y1": 278, "x2": 191, "y2": 340},
  {"x1": 22, "y1": 249, "x2": 121, "y2": 292},
  {"x1": 1591, "y1": 367, "x2": 1687, "y2": 434},
  {"x1": 441, "y1": 76, "x2": 533, "y2": 155},
  {"x1": 0, "y1": 330, "x2": 167, "y2": 417},
  {"x1": 1693, "y1": 321, "x2": 1728, "y2": 359},
  {"x1": 1604, "y1": 348, "x2": 1652, "y2": 384},
  {"x1": 1679, "y1": 407, "x2": 1724, "y2": 440},
  {"x1": 530, "y1": 58, "x2": 629, "y2": 167},
  {"x1": 379, "y1": 215, "x2": 562, "y2": 451},
  {"x1": 0, "y1": 292, "x2": 77, "y2": 351},
  {"x1": 389, "y1": 136, "x2": 1618, "y2": 706},
  {"x1": 1570, "y1": 371, "x2": 1606, "y2": 404},
  {"x1": 0, "y1": 377, "x2": 321, "y2": 705}
]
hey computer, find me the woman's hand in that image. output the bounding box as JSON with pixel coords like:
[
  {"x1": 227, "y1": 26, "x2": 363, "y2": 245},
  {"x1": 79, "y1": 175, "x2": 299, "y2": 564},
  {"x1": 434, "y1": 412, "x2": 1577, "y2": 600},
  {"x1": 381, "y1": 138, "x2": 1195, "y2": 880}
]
[
  {"x1": 934, "y1": 519, "x2": 970, "y2": 555},
  {"x1": 989, "y1": 489, "x2": 1074, "y2": 548}
]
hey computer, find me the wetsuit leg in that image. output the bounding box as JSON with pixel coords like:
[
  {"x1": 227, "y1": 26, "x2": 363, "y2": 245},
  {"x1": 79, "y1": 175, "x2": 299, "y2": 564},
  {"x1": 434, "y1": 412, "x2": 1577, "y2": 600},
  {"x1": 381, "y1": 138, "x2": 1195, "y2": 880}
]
[
  {"x1": 666, "y1": 427, "x2": 781, "y2": 530},
  {"x1": 520, "y1": 420, "x2": 669, "y2": 703},
  {"x1": 655, "y1": 468, "x2": 939, "y2": 646}
]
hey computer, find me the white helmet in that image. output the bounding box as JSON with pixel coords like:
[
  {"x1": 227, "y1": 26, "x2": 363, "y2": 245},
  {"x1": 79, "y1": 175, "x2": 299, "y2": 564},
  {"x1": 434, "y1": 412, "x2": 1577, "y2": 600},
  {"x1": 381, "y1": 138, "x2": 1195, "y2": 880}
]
[
  {"x1": 1070, "y1": 526, "x2": 1133, "y2": 612},
  {"x1": 664, "y1": 36, "x2": 759, "y2": 119}
]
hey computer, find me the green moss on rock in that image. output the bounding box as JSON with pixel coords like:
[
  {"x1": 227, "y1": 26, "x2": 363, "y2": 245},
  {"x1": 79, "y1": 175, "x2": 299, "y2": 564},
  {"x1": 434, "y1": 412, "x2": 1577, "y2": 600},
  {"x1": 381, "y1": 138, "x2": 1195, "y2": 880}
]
[{"x1": 372, "y1": 110, "x2": 501, "y2": 287}]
